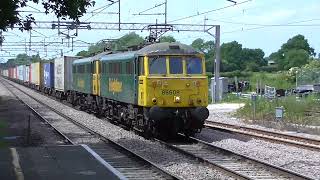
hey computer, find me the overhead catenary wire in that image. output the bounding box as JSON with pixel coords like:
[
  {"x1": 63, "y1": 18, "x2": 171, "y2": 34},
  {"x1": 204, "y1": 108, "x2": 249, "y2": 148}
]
[
  {"x1": 169, "y1": 0, "x2": 252, "y2": 23},
  {"x1": 222, "y1": 19, "x2": 320, "y2": 34}
]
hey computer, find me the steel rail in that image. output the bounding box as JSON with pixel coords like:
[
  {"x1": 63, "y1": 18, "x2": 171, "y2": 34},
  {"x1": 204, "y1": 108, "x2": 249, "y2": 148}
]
[
  {"x1": 2, "y1": 78, "x2": 180, "y2": 180},
  {"x1": 205, "y1": 120, "x2": 320, "y2": 151},
  {"x1": 0, "y1": 80, "x2": 74, "y2": 145},
  {"x1": 157, "y1": 134, "x2": 312, "y2": 180}
]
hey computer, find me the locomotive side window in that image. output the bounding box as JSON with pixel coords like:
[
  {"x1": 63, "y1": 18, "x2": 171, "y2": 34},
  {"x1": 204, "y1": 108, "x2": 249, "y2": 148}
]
[
  {"x1": 149, "y1": 56, "x2": 166, "y2": 75},
  {"x1": 78, "y1": 65, "x2": 85, "y2": 73},
  {"x1": 169, "y1": 57, "x2": 183, "y2": 74},
  {"x1": 87, "y1": 64, "x2": 92, "y2": 73},
  {"x1": 138, "y1": 57, "x2": 144, "y2": 75},
  {"x1": 186, "y1": 57, "x2": 203, "y2": 74},
  {"x1": 126, "y1": 62, "x2": 133, "y2": 74}
]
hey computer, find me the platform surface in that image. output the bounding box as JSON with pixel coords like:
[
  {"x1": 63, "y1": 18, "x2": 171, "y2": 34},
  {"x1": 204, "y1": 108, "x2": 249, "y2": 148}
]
[{"x1": 0, "y1": 145, "x2": 125, "y2": 180}]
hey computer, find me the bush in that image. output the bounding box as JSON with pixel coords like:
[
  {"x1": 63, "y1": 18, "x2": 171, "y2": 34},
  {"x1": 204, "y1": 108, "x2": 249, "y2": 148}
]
[{"x1": 259, "y1": 65, "x2": 278, "y2": 72}]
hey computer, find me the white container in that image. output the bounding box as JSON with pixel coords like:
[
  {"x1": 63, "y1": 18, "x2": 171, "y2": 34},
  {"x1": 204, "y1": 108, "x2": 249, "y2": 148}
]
[
  {"x1": 54, "y1": 56, "x2": 79, "y2": 92},
  {"x1": 17, "y1": 65, "x2": 25, "y2": 81},
  {"x1": 3, "y1": 69, "x2": 8, "y2": 77},
  {"x1": 25, "y1": 65, "x2": 30, "y2": 82}
]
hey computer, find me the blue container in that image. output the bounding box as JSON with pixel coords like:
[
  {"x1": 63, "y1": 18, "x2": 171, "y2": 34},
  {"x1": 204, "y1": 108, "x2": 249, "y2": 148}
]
[{"x1": 43, "y1": 62, "x2": 54, "y2": 88}]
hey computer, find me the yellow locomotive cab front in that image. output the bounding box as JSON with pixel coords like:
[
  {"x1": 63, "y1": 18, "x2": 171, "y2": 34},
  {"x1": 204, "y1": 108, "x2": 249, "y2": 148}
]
[{"x1": 138, "y1": 55, "x2": 208, "y2": 108}]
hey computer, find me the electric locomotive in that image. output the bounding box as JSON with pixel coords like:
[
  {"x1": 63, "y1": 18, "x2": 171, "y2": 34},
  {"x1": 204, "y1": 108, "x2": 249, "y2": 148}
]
[{"x1": 71, "y1": 42, "x2": 209, "y2": 138}]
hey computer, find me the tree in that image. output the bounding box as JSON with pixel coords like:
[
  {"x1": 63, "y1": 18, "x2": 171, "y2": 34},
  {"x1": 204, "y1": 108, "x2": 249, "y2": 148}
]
[
  {"x1": 283, "y1": 49, "x2": 309, "y2": 70},
  {"x1": 269, "y1": 34, "x2": 316, "y2": 70},
  {"x1": 220, "y1": 41, "x2": 242, "y2": 71},
  {"x1": 159, "y1": 36, "x2": 176, "y2": 43},
  {"x1": 3, "y1": 53, "x2": 43, "y2": 67},
  {"x1": 191, "y1": 38, "x2": 205, "y2": 52},
  {"x1": 114, "y1": 32, "x2": 144, "y2": 50},
  {"x1": 241, "y1": 48, "x2": 266, "y2": 71},
  {"x1": 281, "y1": 34, "x2": 315, "y2": 56},
  {"x1": 0, "y1": 0, "x2": 95, "y2": 31},
  {"x1": 76, "y1": 32, "x2": 144, "y2": 56},
  {"x1": 191, "y1": 38, "x2": 215, "y2": 72}
]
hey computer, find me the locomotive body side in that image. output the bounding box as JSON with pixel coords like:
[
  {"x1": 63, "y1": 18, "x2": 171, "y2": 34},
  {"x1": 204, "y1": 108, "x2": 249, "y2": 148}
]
[
  {"x1": 100, "y1": 52, "x2": 136, "y2": 104},
  {"x1": 72, "y1": 58, "x2": 93, "y2": 95}
]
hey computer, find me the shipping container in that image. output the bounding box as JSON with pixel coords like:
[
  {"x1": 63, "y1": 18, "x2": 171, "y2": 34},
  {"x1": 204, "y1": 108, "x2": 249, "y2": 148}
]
[
  {"x1": 25, "y1": 65, "x2": 30, "y2": 83},
  {"x1": 43, "y1": 62, "x2": 54, "y2": 88},
  {"x1": 54, "y1": 56, "x2": 79, "y2": 92},
  {"x1": 17, "y1": 65, "x2": 25, "y2": 81},
  {"x1": 8, "y1": 68, "x2": 13, "y2": 78},
  {"x1": 30, "y1": 62, "x2": 43, "y2": 87},
  {"x1": 2, "y1": 69, "x2": 8, "y2": 77},
  {"x1": 13, "y1": 67, "x2": 17, "y2": 79}
]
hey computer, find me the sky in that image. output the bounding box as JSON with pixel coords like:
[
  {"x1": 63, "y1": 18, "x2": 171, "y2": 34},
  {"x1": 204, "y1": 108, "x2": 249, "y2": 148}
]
[{"x1": 0, "y1": 0, "x2": 319, "y2": 62}]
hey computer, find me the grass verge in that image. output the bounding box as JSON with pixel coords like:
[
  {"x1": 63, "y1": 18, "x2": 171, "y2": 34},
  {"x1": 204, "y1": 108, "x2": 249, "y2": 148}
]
[{"x1": 236, "y1": 95, "x2": 320, "y2": 126}]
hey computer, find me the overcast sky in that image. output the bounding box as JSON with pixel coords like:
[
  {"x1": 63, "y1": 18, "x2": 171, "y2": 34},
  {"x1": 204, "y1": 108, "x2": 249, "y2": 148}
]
[{"x1": 1, "y1": 0, "x2": 319, "y2": 62}]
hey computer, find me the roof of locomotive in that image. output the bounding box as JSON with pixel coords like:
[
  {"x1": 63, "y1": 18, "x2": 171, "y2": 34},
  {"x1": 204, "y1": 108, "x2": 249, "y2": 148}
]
[
  {"x1": 136, "y1": 42, "x2": 202, "y2": 56},
  {"x1": 73, "y1": 42, "x2": 202, "y2": 64},
  {"x1": 73, "y1": 51, "x2": 113, "y2": 64}
]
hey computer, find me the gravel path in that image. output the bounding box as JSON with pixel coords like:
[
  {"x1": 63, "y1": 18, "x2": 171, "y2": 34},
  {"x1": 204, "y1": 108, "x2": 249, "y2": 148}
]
[
  {"x1": 200, "y1": 103, "x2": 320, "y2": 179},
  {"x1": 6, "y1": 79, "x2": 232, "y2": 180}
]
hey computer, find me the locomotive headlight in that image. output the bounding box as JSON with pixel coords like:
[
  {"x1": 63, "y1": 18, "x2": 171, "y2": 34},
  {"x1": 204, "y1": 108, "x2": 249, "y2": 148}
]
[
  {"x1": 174, "y1": 96, "x2": 181, "y2": 103},
  {"x1": 152, "y1": 97, "x2": 157, "y2": 104},
  {"x1": 186, "y1": 83, "x2": 190, "y2": 87}
]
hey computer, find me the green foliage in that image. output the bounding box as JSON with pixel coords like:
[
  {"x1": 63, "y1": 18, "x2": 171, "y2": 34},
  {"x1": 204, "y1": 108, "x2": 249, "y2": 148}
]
[
  {"x1": 241, "y1": 48, "x2": 266, "y2": 71},
  {"x1": 191, "y1": 38, "x2": 215, "y2": 72},
  {"x1": 269, "y1": 34, "x2": 315, "y2": 70},
  {"x1": 280, "y1": 49, "x2": 309, "y2": 70},
  {"x1": 221, "y1": 41, "x2": 242, "y2": 72},
  {"x1": 303, "y1": 59, "x2": 320, "y2": 69},
  {"x1": 0, "y1": 0, "x2": 95, "y2": 31},
  {"x1": 220, "y1": 41, "x2": 266, "y2": 72},
  {"x1": 281, "y1": 34, "x2": 315, "y2": 56},
  {"x1": 259, "y1": 65, "x2": 278, "y2": 72},
  {"x1": 237, "y1": 95, "x2": 320, "y2": 125},
  {"x1": 159, "y1": 36, "x2": 176, "y2": 43},
  {"x1": 4, "y1": 53, "x2": 43, "y2": 67},
  {"x1": 114, "y1": 32, "x2": 144, "y2": 50},
  {"x1": 76, "y1": 32, "x2": 145, "y2": 56},
  {"x1": 249, "y1": 72, "x2": 295, "y2": 89}
]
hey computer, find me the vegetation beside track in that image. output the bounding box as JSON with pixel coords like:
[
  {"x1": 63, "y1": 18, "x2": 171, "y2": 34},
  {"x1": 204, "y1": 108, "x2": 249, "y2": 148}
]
[{"x1": 236, "y1": 95, "x2": 320, "y2": 126}]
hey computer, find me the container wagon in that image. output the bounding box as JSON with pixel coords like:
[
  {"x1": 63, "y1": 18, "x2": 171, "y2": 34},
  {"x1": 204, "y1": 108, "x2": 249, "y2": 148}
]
[
  {"x1": 54, "y1": 56, "x2": 79, "y2": 100},
  {"x1": 43, "y1": 62, "x2": 54, "y2": 94},
  {"x1": 17, "y1": 65, "x2": 25, "y2": 83},
  {"x1": 25, "y1": 65, "x2": 30, "y2": 84},
  {"x1": 30, "y1": 62, "x2": 43, "y2": 90}
]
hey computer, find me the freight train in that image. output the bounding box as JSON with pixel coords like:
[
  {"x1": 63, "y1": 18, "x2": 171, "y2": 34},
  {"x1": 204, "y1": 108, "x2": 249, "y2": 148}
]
[{"x1": 1, "y1": 42, "x2": 209, "y2": 139}]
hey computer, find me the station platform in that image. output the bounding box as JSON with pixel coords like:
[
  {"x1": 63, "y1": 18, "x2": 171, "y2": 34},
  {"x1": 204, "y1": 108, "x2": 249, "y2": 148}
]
[{"x1": 0, "y1": 145, "x2": 126, "y2": 180}]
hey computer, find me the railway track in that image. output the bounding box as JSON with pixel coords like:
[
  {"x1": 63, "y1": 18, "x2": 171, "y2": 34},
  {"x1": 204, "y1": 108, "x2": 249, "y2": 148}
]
[
  {"x1": 157, "y1": 135, "x2": 312, "y2": 180},
  {"x1": 205, "y1": 120, "x2": 320, "y2": 151},
  {"x1": 1, "y1": 79, "x2": 179, "y2": 180},
  {"x1": 2, "y1": 78, "x2": 314, "y2": 179}
]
